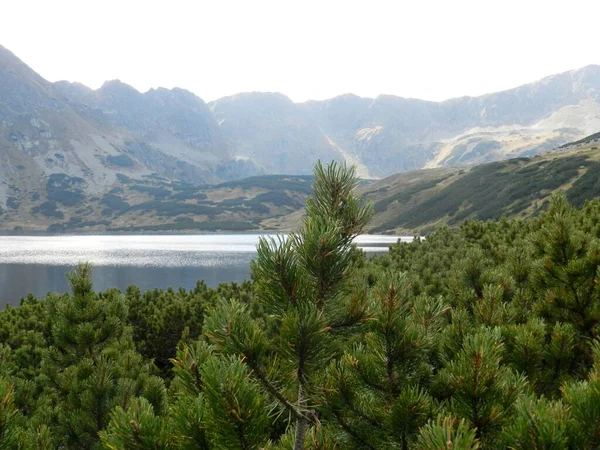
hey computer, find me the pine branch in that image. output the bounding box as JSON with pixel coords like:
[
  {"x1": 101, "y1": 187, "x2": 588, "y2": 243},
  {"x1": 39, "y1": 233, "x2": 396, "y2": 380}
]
[
  {"x1": 245, "y1": 357, "x2": 308, "y2": 422},
  {"x1": 334, "y1": 411, "x2": 378, "y2": 450}
]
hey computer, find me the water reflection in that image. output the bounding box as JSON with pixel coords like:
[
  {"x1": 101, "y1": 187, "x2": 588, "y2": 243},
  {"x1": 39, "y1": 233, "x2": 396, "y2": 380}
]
[{"x1": 0, "y1": 234, "x2": 409, "y2": 307}]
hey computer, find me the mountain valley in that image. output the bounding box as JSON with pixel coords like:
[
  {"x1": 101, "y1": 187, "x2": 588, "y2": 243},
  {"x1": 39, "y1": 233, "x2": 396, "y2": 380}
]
[{"x1": 2, "y1": 44, "x2": 600, "y2": 232}]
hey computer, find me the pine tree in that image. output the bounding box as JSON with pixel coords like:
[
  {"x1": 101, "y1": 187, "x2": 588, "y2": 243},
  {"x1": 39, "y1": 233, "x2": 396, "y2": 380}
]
[
  {"x1": 415, "y1": 417, "x2": 479, "y2": 450},
  {"x1": 500, "y1": 395, "x2": 570, "y2": 450},
  {"x1": 201, "y1": 161, "x2": 373, "y2": 449},
  {"x1": 0, "y1": 376, "x2": 24, "y2": 449},
  {"x1": 103, "y1": 338, "x2": 273, "y2": 449},
  {"x1": 436, "y1": 328, "x2": 527, "y2": 445},
  {"x1": 531, "y1": 194, "x2": 600, "y2": 343},
  {"x1": 100, "y1": 397, "x2": 173, "y2": 450},
  {"x1": 323, "y1": 272, "x2": 445, "y2": 447},
  {"x1": 561, "y1": 339, "x2": 600, "y2": 449},
  {"x1": 40, "y1": 264, "x2": 165, "y2": 449}
]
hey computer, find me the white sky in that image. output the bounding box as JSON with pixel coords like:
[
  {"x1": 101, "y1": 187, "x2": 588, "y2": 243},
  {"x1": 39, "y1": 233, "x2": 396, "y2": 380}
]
[{"x1": 1, "y1": 0, "x2": 598, "y2": 103}]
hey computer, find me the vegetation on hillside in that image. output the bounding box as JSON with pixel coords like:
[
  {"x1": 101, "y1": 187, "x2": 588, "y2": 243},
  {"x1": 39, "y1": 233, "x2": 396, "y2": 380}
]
[
  {"x1": 5, "y1": 134, "x2": 600, "y2": 235},
  {"x1": 1, "y1": 161, "x2": 600, "y2": 448},
  {"x1": 2, "y1": 174, "x2": 314, "y2": 233},
  {"x1": 559, "y1": 130, "x2": 600, "y2": 148},
  {"x1": 362, "y1": 144, "x2": 600, "y2": 234}
]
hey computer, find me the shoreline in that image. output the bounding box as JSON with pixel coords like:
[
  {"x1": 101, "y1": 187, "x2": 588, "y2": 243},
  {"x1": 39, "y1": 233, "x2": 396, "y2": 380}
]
[{"x1": 0, "y1": 229, "x2": 407, "y2": 237}]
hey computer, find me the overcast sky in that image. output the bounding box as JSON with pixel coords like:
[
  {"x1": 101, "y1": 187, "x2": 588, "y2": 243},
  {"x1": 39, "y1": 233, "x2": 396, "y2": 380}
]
[{"x1": 1, "y1": 0, "x2": 598, "y2": 103}]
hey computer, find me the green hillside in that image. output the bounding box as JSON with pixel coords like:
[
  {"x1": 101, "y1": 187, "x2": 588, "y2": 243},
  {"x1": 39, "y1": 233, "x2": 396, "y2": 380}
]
[
  {"x1": 0, "y1": 173, "x2": 314, "y2": 233},
  {"x1": 362, "y1": 143, "x2": 600, "y2": 234}
]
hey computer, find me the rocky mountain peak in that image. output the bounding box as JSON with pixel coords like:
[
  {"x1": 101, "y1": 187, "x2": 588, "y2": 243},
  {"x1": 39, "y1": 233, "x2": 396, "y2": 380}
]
[
  {"x1": 210, "y1": 91, "x2": 296, "y2": 115},
  {"x1": 99, "y1": 78, "x2": 139, "y2": 92},
  {"x1": 0, "y1": 45, "x2": 57, "y2": 115},
  {"x1": 0, "y1": 45, "x2": 36, "y2": 73}
]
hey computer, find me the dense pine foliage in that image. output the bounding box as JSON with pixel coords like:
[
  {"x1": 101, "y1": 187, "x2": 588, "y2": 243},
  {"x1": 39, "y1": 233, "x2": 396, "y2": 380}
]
[{"x1": 1, "y1": 161, "x2": 600, "y2": 448}]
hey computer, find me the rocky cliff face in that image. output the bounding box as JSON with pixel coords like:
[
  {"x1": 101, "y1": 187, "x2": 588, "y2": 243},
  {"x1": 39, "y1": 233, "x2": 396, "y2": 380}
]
[
  {"x1": 0, "y1": 45, "x2": 248, "y2": 194},
  {"x1": 1, "y1": 43, "x2": 600, "y2": 227},
  {"x1": 302, "y1": 66, "x2": 600, "y2": 176},
  {"x1": 209, "y1": 65, "x2": 600, "y2": 179},
  {"x1": 210, "y1": 92, "x2": 342, "y2": 175}
]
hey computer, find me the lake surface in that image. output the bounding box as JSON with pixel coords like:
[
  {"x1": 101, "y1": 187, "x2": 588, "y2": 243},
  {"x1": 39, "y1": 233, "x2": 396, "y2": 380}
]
[{"x1": 0, "y1": 234, "x2": 409, "y2": 307}]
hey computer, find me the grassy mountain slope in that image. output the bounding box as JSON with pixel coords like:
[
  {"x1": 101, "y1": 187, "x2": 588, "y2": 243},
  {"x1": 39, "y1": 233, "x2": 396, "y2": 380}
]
[
  {"x1": 0, "y1": 173, "x2": 313, "y2": 233},
  {"x1": 560, "y1": 130, "x2": 600, "y2": 148},
  {"x1": 361, "y1": 140, "x2": 600, "y2": 234},
  {"x1": 6, "y1": 136, "x2": 600, "y2": 235}
]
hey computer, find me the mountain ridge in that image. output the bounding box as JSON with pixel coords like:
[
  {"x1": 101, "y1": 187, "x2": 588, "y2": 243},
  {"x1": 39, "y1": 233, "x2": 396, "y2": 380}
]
[{"x1": 2, "y1": 43, "x2": 600, "y2": 231}]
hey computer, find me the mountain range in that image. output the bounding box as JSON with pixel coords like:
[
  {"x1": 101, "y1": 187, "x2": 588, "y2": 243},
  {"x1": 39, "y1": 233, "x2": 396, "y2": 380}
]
[
  {"x1": 263, "y1": 137, "x2": 600, "y2": 234},
  {"x1": 1, "y1": 43, "x2": 600, "y2": 231}
]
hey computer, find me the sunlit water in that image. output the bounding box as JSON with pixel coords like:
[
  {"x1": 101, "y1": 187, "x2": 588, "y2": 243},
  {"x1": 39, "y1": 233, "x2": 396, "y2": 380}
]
[{"x1": 0, "y1": 234, "x2": 410, "y2": 306}]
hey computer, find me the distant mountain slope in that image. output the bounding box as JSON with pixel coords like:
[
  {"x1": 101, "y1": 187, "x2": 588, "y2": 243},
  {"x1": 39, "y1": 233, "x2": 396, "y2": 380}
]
[
  {"x1": 3, "y1": 43, "x2": 600, "y2": 231},
  {"x1": 360, "y1": 141, "x2": 600, "y2": 234},
  {"x1": 0, "y1": 171, "x2": 314, "y2": 233},
  {"x1": 303, "y1": 67, "x2": 600, "y2": 176},
  {"x1": 0, "y1": 44, "x2": 265, "y2": 225},
  {"x1": 209, "y1": 92, "x2": 342, "y2": 175},
  {"x1": 560, "y1": 130, "x2": 600, "y2": 148}
]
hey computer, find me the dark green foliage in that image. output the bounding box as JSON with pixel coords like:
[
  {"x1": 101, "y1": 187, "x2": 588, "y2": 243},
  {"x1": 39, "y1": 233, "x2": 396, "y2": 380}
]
[
  {"x1": 438, "y1": 329, "x2": 527, "y2": 442},
  {"x1": 108, "y1": 219, "x2": 257, "y2": 232},
  {"x1": 531, "y1": 196, "x2": 600, "y2": 342},
  {"x1": 115, "y1": 173, "x2": 132, "y2": 184},
  {"x1": 107, "y1": 154, "x2": 135, "y2": 168},
  {"x1": 0, "y1": 272, "x2": 263, "y2": 447},
  {"x1": 100, "y1": 193, "x2": 130, "y2": 214},
  {"x1": 202, "y1": 161, "x2": 373, "y2": 449},
  {"x1": 216, "y1": 175, "x2": 314, "y2": 194},
  {"x1": 6, "y1": 197, "x2": 20, "y2": 210},
  {"x1": 0, "y1": 377, "x2": 25, "y2": 449},
  {"x1": 99, "y1": 398, "x2": 172, "y2": 449},
  {"x1": 562, "y1": 341, "x2": 600, "y2": 449},
  {"x1": 200, "y1": 356, "x2": 270, "y2": 448},
  {"x1": 559, "y1": 131, "x2": 600, "y2": 148},
  {"x1": 124, "y1": 281, "x2": 250, "y2": 373},
  {"x1": 130, "y1": 185, "x2": 171, "y2": 199},
  {"x1": 416, "y1": 417, "x2": 479, "y2": 449},
  {"x1": 31, "y1": 200, "x2": 64, "y2": 219},
  {"x1": 371, "y1": 153, "x2": 599, "y2": 232},
  {"x1": 33, "y1": 264, "x2": 167, "y2": 449},
  {"x1": 46, "y1": 173, "x2": 85, "y2": 206},
  {"x1": 500, "y1": 396, "x2": 570, "y2": 449},
  {"x1": 566, "y1": 161, "x2": 600, "y2": 207}
]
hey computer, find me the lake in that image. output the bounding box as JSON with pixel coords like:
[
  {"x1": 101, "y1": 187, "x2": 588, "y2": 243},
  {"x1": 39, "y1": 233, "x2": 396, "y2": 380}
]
[{"x1": 0, "y1": 234, "x2": 409, "y2": 306}]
